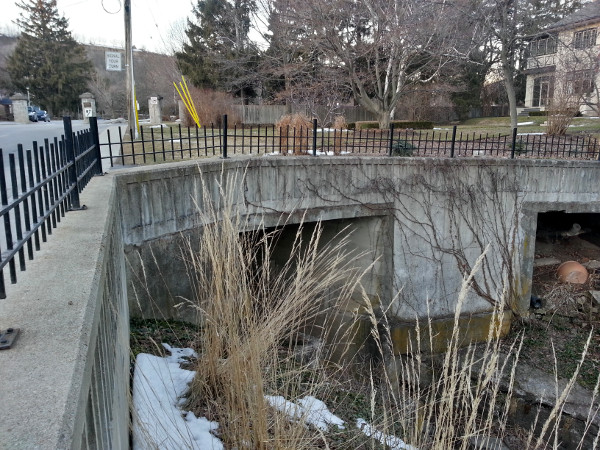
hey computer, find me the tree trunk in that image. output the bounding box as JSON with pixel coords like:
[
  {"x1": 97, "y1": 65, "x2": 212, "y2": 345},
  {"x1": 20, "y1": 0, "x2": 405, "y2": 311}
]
[
  {"x1": 379, "y1": 112, "x2": 391, "y2": 129},
  {"x1": 501, "y1": 55, "x2": 518, "y2": 130}
]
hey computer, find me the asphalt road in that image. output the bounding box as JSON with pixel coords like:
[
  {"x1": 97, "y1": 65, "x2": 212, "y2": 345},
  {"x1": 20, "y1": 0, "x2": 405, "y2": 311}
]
[
  {"x1": 0, "y1": 119, "x2": 126, "y2": 255},
  {"x1": 0, "y1": 119, "x2": 122, "y2": 154}
]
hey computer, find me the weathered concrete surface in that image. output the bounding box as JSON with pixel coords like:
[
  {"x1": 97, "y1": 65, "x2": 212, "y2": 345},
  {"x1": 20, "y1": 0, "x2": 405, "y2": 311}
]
[
  {"x1": 116, "y1": 157, "x2": 600, "y2": 330},
  {"x1": 0, "y1": 174, "x2": 129, "y2": 450},
  {"x1": 0, "y1": 155, "x2": 598, "y2": 447}
]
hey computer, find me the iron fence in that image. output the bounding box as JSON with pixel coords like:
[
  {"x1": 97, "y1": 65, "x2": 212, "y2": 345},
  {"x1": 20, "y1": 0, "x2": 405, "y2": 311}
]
[
  {"x1": 0, "y1": 116, "x2": 102, "y2": 299},
  {"x1": 100, "y1": 115, "x2": 600, "y2": 166}
]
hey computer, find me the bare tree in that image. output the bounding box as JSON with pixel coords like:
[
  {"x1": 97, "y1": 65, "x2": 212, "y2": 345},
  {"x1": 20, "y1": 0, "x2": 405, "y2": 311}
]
[
  {"x1": 469, "y1": 0, "x2": 586, "y2": 129},
  {"x1": 267, "y1": 0, "x2": 470, "y2": 128}
]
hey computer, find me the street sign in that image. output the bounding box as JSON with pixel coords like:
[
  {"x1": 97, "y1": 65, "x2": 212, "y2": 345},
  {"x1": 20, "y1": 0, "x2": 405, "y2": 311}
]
[{"x1": 105, "y1": 51, "x2": 122, "y2": 71}]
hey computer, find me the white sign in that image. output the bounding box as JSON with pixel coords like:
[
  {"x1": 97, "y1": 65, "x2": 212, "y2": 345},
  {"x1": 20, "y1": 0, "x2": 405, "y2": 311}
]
[
  {"x1": 150, "y1": 97, "x2": 158, "y2": 105},
  {"x1": 105, "y1": 51, "x2": 122, "y2": 71},
  {"x1": 84, "y1": 107, "x2": 93, "y2": 117}
]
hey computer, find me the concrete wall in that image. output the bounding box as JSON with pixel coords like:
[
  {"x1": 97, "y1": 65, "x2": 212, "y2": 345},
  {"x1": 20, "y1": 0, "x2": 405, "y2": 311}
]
[
  {"x1": 1, "y1": 156, "x2": 598, "y2": 447},
  {"x1": 0, "y1": 174, "x2": 129, "y2": 449},
  {"x1": 117, "y1": 157, "x2": 600, "y2": 327}
]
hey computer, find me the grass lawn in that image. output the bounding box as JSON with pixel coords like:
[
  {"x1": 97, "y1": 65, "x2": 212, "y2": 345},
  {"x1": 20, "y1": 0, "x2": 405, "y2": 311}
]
[{"x1": 459, "y1": 116, "x2": 600, "y2": 139}]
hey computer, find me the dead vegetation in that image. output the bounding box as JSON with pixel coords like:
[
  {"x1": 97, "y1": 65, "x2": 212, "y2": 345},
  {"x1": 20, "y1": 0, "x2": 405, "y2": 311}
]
[{"x1": 276, "y1": 114, "x2": 312, "y2": 155}]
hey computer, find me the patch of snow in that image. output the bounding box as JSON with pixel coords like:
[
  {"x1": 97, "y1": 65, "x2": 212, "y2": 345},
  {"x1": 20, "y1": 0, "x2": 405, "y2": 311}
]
[
  {"x1": 518, "y1": 121, "x2": 535, "y2": 126},
  {"x1": 162, "y1": 343, "x2": 197, "y2": 363},
  {"x1": 356, "y1": 418, "x2": 417, "y2": 450},
  {"x1": 149, "y1": 124, "x2": 168, "y2": 128},
  {"x1": 517, "y1": 132, "x2": 545, "y2": 136},
  {"x1": 262, "y1": 150, "x2": 350, "y2": 157},
  {"x1": 265, "y1": 395, "x2": 345, "y2": 431},
  {"x1": 132, "y1": 348, "x2": 223, "y2": 450},
  {"x1": 433, "y1": 127, "x2": 451, "y2": 130}
]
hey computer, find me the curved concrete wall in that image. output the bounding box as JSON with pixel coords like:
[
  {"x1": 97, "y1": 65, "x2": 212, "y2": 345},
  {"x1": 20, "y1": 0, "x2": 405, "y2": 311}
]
[{"x1": 117, "y1": 156, "x2": 600, "y2": 324}]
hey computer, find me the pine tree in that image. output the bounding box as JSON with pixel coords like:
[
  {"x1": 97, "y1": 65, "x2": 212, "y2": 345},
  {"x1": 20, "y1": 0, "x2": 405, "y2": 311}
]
[
  {"x1": 7, "y1": 0, "x2": 92, "y2": 115},
  {"x1": 176, "y1": 0, "x2": 259, "y2": 101}
]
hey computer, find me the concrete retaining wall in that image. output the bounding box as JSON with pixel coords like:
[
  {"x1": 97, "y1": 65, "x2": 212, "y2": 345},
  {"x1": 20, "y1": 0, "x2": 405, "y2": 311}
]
[{"x1": 118, "y1": 157, "x2": 600, "y2": 326}]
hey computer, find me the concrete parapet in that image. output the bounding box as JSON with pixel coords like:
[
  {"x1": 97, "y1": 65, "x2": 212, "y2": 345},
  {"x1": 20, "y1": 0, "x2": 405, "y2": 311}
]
[{"x1": 0, "y1": 174, "x2": 129, "y2": 449}]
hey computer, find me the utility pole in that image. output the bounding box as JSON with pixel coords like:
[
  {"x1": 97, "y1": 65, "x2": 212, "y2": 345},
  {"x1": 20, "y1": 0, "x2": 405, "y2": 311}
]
[{"x1": 124, "y1": 0, "x2": 137, "y2": 137}]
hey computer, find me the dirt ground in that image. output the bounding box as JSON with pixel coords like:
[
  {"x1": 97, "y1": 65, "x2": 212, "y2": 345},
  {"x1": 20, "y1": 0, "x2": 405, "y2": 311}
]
[{"x1": 506, "y1": 231, "x2": 600, "y2": 390}]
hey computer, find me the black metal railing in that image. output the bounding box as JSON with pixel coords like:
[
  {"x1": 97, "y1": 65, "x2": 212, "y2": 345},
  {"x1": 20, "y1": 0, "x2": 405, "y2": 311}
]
[
  {"x1": 100, "y1": 115, "x2": 600, "y2": 166},
  {"x1": 0, "y1": 116, "x2": 102, "y2": 298}
]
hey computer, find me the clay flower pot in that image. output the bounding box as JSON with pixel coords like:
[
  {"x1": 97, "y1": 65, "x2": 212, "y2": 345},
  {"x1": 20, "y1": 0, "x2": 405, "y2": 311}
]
[{"x1": 556, "y1": 261, "x2": 588, "y2": 284}]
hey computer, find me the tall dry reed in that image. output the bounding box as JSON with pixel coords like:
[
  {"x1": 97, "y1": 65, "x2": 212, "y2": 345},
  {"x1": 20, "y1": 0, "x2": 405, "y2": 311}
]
[{"x1": 182, "y1": 169, "x2": 367, "y2": 448}]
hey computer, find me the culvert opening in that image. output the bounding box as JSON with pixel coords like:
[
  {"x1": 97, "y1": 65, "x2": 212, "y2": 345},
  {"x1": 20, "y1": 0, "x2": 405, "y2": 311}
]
[
  {"x1": 242, "y1": 216, "x2": 391, "y2": 353},
  {"x1": 532, "y1": 210, "x2": 600, "y2": 308}
]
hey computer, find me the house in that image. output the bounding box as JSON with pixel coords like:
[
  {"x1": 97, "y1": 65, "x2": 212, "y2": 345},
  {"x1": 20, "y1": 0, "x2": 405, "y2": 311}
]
[{"x1": 524, "y1": 1, "x2": 600, "y2": 116}]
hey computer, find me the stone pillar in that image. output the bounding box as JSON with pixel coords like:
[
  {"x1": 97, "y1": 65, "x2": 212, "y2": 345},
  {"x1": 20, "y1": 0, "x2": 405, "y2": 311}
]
[
  {"x1": 79, "y1": 92, "x2": 96, "y2": 124},
  {"x1": 11, "y1": 93, "x2": 29, "y2": 124},
  {"x1": 178, "y1": 99, "x2": 185, "y2": 121},
  {"x1": 148, "y1": 95, "x2": 163, "y2": 125}
]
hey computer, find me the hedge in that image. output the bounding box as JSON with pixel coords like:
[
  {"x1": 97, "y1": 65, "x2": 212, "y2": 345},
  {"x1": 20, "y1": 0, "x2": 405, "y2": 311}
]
[{"x1": 350, "y1": 120, "x2": 434, "y2": 130}]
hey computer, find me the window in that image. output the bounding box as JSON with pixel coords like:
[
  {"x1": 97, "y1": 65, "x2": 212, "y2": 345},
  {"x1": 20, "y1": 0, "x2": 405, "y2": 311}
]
[
  {"x1": 567, "y1": 70, "x2": 595, "y2": 94},
  {"x1": 529, "y1": 35, "x2": 557, "y2": 56},
  {"x1": 573, "y1": 28, "x2": 597, "y2": 49},
  {"x1": 532, "y1": 76, "x2": 554, "y2": 107}
]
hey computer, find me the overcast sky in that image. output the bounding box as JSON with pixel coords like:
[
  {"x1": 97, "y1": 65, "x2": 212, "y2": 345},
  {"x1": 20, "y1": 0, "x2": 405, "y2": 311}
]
[{"x1": 0, "y1": 0, "x2": 193, "y2": 54}]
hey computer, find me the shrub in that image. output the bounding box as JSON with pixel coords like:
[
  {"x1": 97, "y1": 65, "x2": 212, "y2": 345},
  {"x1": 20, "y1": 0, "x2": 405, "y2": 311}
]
[
  {"x1": 354, "y1": 121, "x2": 380, "y2": 130},
  {"x1": 392, "y1": 120, "x2": 434, "y2": 129},
  {"x1": 354, "y1": 120, "x2": 434, "y2": 130},
  {"x1": 276, "y1": 114, "x2": 313, "y2": 155},
  {"x1": 391, "y1": 139, "x2": 416, "y2": 157},
  {"x1": 332, "y1": 115, "x2": 347, "y2": 155},
  {"x1": 182, "y1": 87, "x2": 241, "y2": 128}
]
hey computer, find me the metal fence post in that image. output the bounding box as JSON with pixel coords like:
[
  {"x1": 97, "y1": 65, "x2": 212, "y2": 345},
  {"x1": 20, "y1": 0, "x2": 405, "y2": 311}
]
[
  {"x1": 312, "y1": 118, "x2": 318, "y2": 156},
  {"x1": 388, "y1": 123, "x2": 395, "y2": 156},
  {"x1": 89, "y1": 116, "x2": 102, "y2": 174},
  {"x1": 221, "y1": 114, "x2": 228, "y2": 159},
  {"x1": 510, "y1": 127, "x2": 518, "y2": 159},
  {"x1": 63, "y1": 116, "x2": 81, "y2": 209},
  {"x1": 450, "y1": 125, "x2": 457, "y2": 158}
]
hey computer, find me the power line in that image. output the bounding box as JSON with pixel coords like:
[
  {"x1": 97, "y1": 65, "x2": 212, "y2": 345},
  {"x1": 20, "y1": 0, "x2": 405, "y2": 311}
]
[{"x1": 101, "y1": 0, "x2": 122, "y2": 15}]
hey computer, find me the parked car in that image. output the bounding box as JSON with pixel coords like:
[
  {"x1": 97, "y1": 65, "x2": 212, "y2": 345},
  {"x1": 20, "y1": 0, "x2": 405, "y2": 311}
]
[
  {"x1": 27, "y1": 106, "x2": 38, "y2": 122},
  {"x1": 32, "y1": 105, "x2": 50, "y2": 122}
]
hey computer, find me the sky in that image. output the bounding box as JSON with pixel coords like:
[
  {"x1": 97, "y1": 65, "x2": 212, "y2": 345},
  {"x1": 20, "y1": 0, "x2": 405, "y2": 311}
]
[{"x1": 0, "y1": 0, "x2": 194, "y2": 54}]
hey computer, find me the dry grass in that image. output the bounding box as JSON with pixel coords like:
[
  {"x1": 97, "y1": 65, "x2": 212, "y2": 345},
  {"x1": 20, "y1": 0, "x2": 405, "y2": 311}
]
[
  {"x1": 179, "y1": 170, "x2": 367, "y2": 448},
  {"x1": 332, "y1": 115, "x2": 347, "y2": 155},
  {"x1": 130, "y1": 168, "x2": 600, "y2": 449},
  {"x1": 276, "y1": 114, "x2": 313, "y2": 155}
]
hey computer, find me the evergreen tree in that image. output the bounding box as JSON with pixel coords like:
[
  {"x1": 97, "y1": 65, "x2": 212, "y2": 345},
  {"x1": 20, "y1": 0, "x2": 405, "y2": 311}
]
[
  {"x1": 7, "y1": 0, "x2": 92, "y2": 115},
  {"x1": 176, "y1": 0, "x2": 259, "y2": 101}
]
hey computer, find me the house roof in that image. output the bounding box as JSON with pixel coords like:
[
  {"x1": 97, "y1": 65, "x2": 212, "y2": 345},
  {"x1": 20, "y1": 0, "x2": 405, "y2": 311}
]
[{"x1": 545, "y1": 0, "x2": 600, "y2": 32}]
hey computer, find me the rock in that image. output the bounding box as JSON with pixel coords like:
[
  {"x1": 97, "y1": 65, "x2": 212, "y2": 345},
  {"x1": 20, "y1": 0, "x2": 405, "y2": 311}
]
[
  {"x1": 583, "y1": 260, "x2": 600, "y2": 270},
  {"x1": 590, "y1": 291, "x2": 600, "y2": 305},
  {"x1": 534, "y1": 257, "x2": 561, "y2": 268},
  {"x1": 469, "y1": 435, "x2": 510, "y2": 450}
]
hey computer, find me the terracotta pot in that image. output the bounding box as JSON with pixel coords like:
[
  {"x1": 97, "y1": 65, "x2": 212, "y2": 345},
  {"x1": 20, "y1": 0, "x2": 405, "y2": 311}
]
[{"x1": 556, "y1": 261, "x2": 588, "y2": 284}]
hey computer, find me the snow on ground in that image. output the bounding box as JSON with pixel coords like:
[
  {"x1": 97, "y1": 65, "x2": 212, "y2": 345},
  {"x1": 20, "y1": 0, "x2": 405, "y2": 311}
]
[
  {"x1": 262, "y1": 150, "x2": 351, "y2": 156},
  {"x1": 517, "y1": 121, "x2": 535, "y2": 126},
  {"x1": 356, "y1": 418, "x2": 418, "y2": 450},
  {"x1": 265, "y1": 395, "x2": 345, "y2": 431},
  {"x1": 132, "y1": 344, "x2": 223, "y2": 450},
  {"x1": 133, "y1": 345, "x2": 418, "y2": 449}
]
